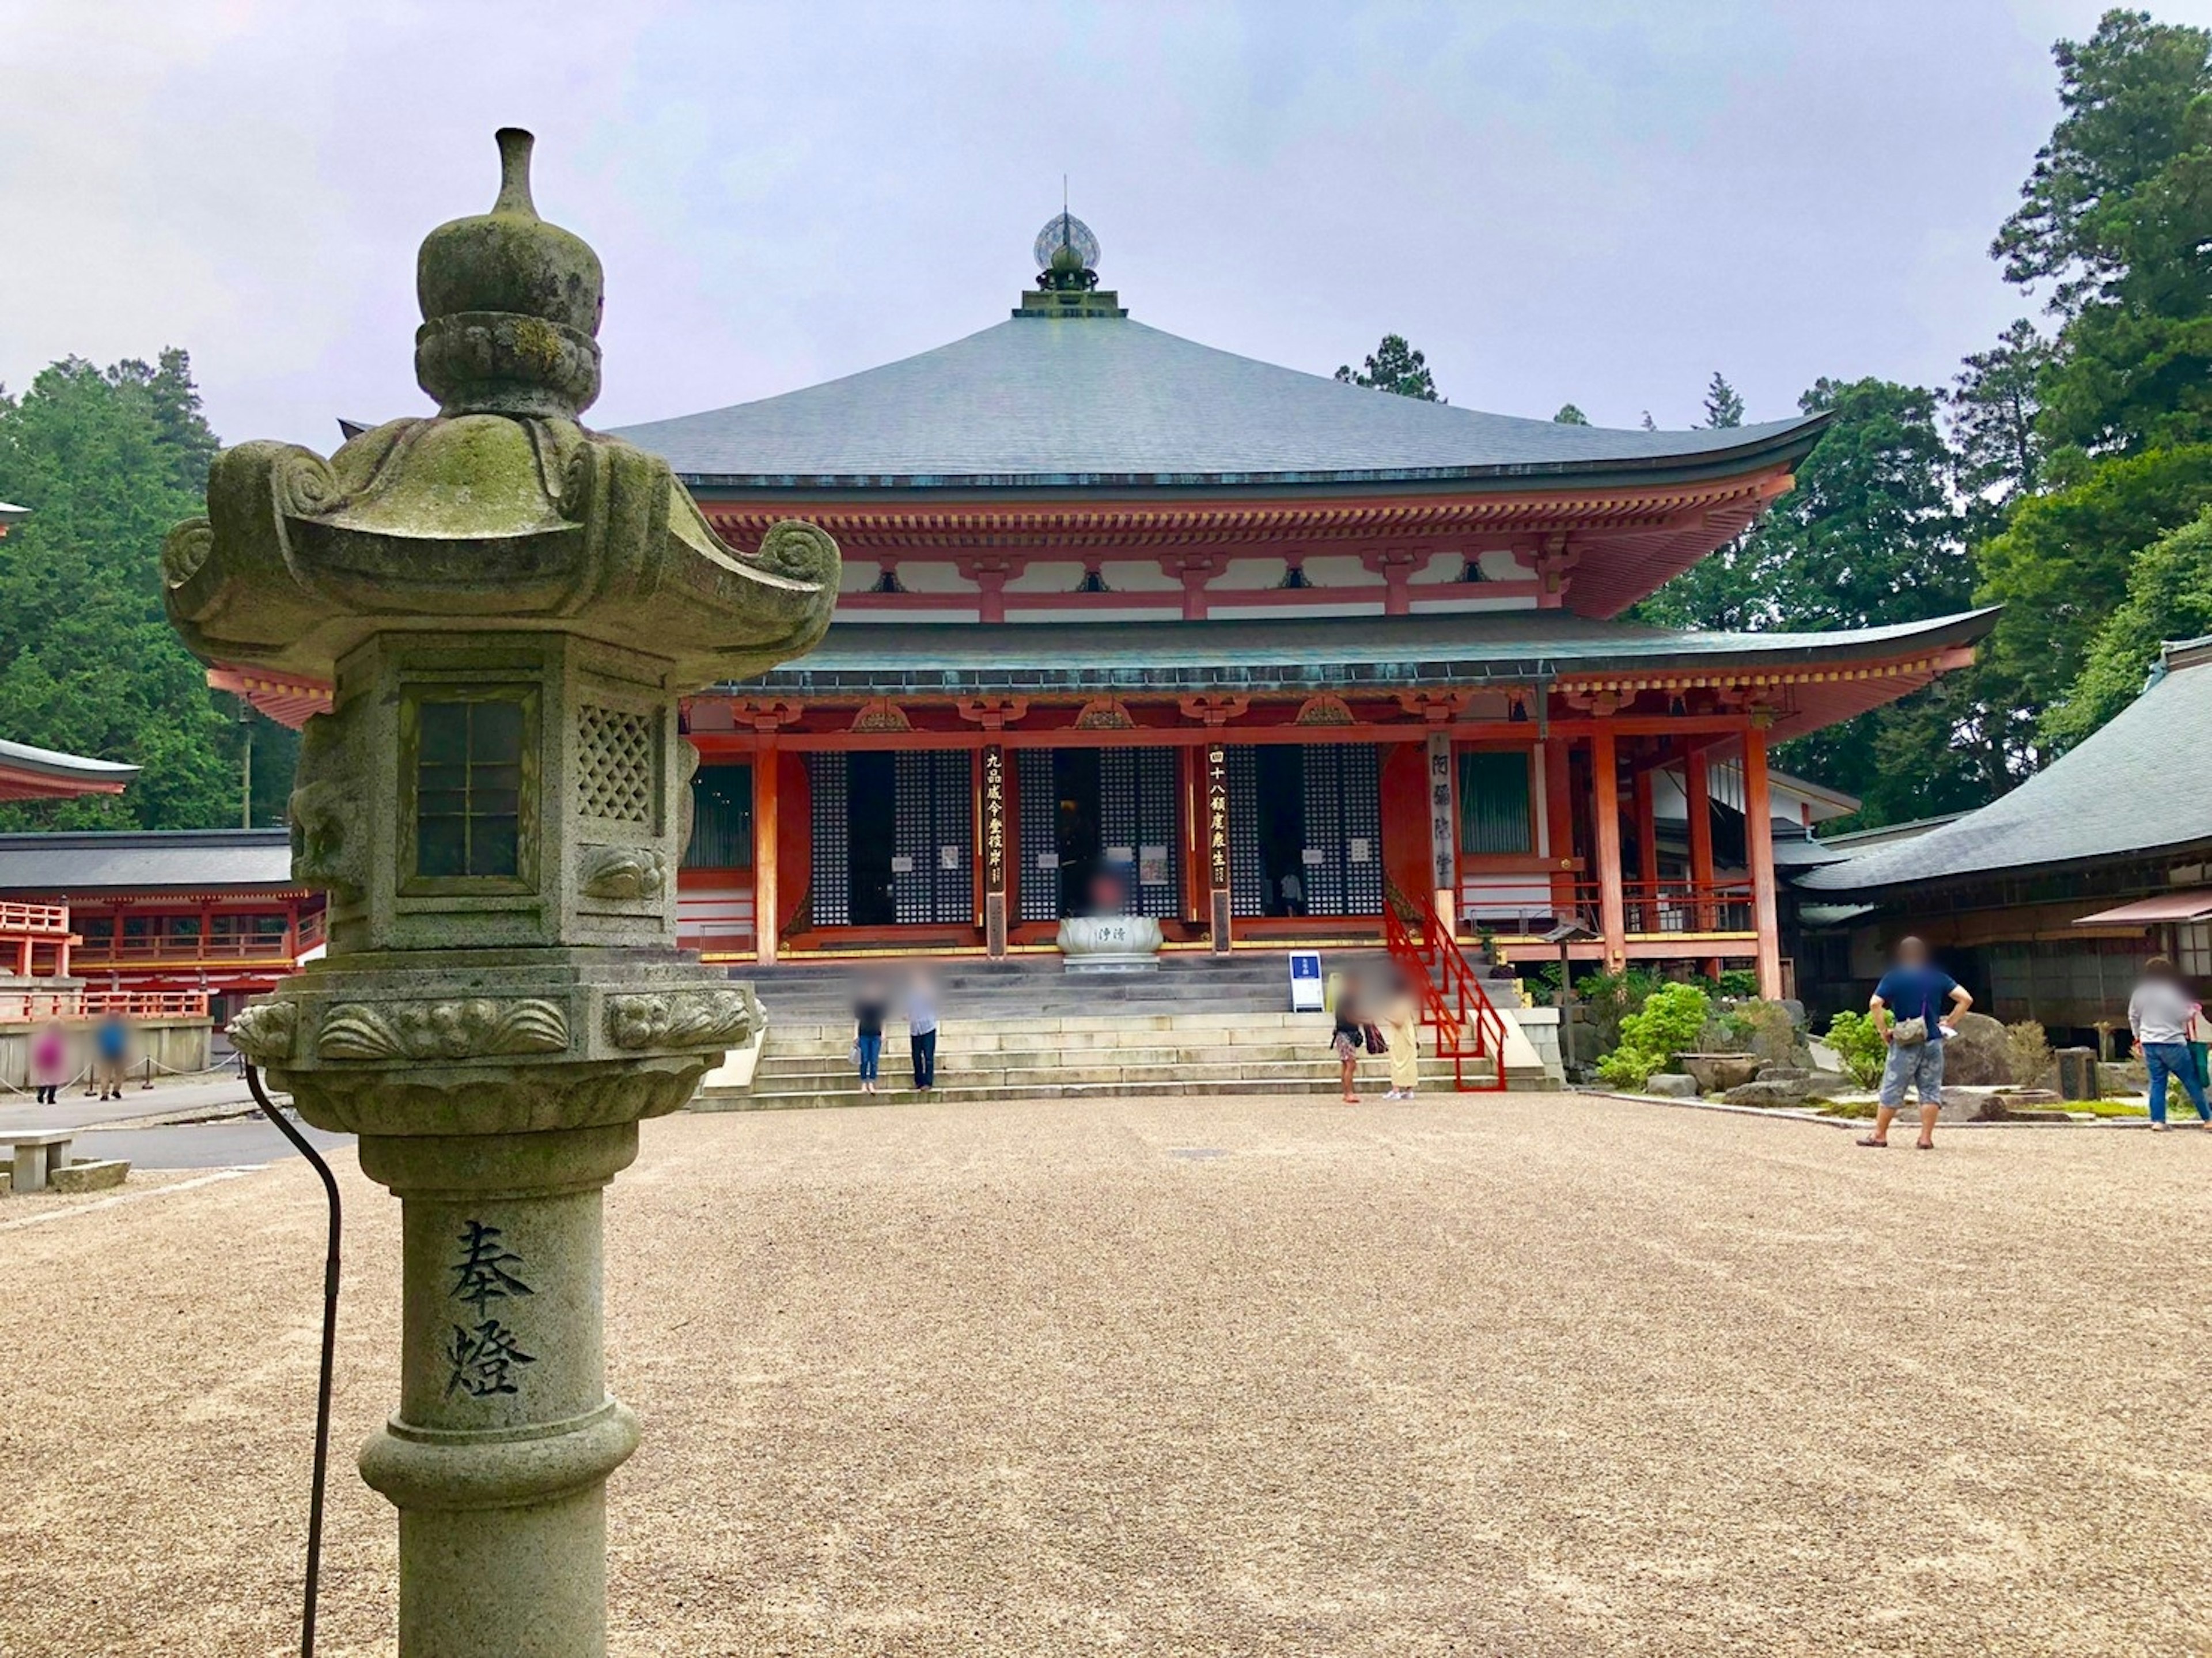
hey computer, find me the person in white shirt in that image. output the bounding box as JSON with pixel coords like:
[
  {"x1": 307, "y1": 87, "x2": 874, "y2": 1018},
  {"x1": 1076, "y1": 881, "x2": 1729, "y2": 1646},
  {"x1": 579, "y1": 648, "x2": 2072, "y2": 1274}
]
[{"x1": 2128, "y1": 955, "x2": 2210, "y2": 1131}]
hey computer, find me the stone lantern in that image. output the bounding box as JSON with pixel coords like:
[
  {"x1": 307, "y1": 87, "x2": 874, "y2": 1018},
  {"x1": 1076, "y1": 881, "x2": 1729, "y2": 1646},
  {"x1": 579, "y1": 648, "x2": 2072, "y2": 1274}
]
[{"x1": 164, "y1": 130, "x2": 839, "y2": 1655}]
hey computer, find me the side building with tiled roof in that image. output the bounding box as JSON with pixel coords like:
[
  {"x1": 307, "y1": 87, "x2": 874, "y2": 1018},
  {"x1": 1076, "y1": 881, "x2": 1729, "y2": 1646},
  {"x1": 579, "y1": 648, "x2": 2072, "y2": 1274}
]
[{"x1": 1793, "y1": 637, "x2": 2212, "y2": 1036}]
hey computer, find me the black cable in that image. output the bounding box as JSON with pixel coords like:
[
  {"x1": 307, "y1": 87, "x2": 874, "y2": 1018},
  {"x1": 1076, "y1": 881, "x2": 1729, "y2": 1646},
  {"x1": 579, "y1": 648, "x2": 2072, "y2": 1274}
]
[{"x1": 245, "y1": 1063, "x2": 340, "y2": 1658}]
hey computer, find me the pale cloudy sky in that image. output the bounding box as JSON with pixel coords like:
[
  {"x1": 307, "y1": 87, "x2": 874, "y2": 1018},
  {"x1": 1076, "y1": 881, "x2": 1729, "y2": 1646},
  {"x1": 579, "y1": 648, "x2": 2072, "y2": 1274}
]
[{"x1": 3, "y1": 0, "x2": 2205, "y2": 448}]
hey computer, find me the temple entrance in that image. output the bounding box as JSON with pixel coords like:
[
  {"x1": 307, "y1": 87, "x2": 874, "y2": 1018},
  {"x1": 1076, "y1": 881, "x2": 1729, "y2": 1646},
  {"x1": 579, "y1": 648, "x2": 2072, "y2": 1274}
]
[
  {"x1": 806, "y1": 751, "x2": 973, "y2": 928},
  {"x1": 1255, "y1": 746, "x2": 1305, "y2": 916},
  {"x1": 1015, "y1": 746, "x2": 1183, "y2": 921},
  {"x1": 1228, "y1": 743, "x2": 1383, "y2": 919},
  {"x1": 848, "y1": 751, "x2": 897, "y2": 925},
  {"x1": 1053, "y1": 749, "x2": 1104, "y2": 916}
]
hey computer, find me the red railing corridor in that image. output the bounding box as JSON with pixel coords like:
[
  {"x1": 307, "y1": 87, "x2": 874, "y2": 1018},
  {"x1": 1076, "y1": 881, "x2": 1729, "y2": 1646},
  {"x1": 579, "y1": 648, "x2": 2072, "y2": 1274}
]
[{"x1": 1383, "y1": 895, "x2": 1509, "y2": 1092}]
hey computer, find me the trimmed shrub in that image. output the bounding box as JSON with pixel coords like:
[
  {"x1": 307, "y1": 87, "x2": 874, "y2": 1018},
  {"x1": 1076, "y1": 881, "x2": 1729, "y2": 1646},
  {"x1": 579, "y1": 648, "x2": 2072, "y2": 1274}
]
[
  {"x1": 2006, "y1": 1020, "x2": 2054, "y2": 1090},
  {"x1": 1598, "y1": 982, "x2": 1713, "y2": 1089},
  {"x1": 1824, "y1": 1011, "x2": 1887, "y2": 1089}
]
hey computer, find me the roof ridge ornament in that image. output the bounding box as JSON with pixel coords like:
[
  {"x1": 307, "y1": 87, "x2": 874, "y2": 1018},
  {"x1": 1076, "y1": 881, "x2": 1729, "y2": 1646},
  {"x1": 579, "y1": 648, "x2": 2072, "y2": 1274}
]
[{"x1": 1017, "y1": 206, "x2": 1126, "y2": 319}]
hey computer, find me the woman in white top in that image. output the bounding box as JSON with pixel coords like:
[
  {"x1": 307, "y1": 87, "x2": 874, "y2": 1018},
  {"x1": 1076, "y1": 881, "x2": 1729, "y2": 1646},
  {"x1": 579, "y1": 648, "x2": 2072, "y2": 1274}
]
[{"x1": 2129, "y1": 956, "x2": 2210, "y2": 1130}]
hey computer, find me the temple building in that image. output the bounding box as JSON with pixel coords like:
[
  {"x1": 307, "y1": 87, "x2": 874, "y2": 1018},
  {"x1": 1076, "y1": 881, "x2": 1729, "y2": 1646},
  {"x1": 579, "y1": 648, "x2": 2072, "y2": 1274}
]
[{"x1": 224, "y1": 215, "x2": 1994, "y2": 997}]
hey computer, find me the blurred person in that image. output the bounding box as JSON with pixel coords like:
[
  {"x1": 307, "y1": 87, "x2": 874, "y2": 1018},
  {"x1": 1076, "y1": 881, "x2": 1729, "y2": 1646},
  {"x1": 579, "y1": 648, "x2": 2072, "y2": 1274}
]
[
  {"x1": 1377, "y1": 969, "x2": 1422, "y2": 1101},
  {"x1": 1331, "y1": 976, "x2": 1366, "y2": 1104},
  {"x1": 852, "y1": 977, "x2": 889, "y2": 1095},
  {"x1": 1859, "y1": 936, "x2": 1971, "y2": 1151},
  {"x1": 2130, "y1": 956, "x2": 2209, "y2": 1132},
  {"x1": 93, "y1": 1006, "x2": 130, "y2": 1101},
  {"x1": 906, "y1": 965, "x2": 939, "y2": 1092},
  {"x1": 30, "y1": 1018, "x2": 66, "y2": 1106}
]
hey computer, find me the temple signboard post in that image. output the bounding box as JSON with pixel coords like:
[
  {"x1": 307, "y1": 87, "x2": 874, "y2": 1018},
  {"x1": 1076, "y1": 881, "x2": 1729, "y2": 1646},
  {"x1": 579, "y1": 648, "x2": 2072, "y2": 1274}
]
[{"x1": 164, "y1": 130, "x2": 838, "y2": 1655}]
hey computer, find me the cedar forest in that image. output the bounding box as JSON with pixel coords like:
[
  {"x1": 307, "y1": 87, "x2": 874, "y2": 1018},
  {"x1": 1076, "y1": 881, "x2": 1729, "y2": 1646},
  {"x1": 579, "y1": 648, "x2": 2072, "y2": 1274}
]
[{"x1": 1, "y1": 8, "x2": 2207, "y2": 834}]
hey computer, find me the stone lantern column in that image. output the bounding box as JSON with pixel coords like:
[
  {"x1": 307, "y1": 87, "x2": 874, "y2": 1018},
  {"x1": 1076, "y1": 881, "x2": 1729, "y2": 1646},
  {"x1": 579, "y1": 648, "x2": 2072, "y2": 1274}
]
[{"x1": 163, "y1": 129, "x2": 840, "y2": 1656}]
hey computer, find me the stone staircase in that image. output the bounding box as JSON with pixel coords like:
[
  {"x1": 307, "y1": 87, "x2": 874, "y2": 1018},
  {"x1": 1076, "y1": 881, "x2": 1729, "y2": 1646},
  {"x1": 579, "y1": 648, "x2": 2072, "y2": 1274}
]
[{"x1": 694, "y1": 951, "x2": 1538, "y2": 1111}]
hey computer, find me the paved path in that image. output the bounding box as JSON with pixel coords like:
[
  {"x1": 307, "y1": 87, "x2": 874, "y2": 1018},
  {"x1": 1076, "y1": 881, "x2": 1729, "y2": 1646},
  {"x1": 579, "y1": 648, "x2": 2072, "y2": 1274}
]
[
  {"x1": 3, "y1": 1092, "x2": 2207, "y2": 1655},
  {"x1": 0, "y1": 1072, "x2": 350, "y2": 1168}
]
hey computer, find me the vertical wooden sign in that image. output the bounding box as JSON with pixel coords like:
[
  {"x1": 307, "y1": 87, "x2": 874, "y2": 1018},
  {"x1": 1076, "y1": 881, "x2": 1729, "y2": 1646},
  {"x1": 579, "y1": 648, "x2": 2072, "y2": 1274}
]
[
  {"x1": 982, "y1": 742, "x2": 1007, "y2": 956},
  {"x1": 1206, "y1": 741, "x2": 1230, "y2": 952},
  {"x1": 1427, "y1": 731, "x2": 1456, "y2": 924}
]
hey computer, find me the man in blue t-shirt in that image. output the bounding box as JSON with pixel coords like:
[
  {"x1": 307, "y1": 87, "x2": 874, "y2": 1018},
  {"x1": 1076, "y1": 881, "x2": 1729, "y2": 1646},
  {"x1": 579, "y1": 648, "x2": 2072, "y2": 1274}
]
[{"x1": 1860, "y1": 936, "x2": 1973, "y2": 1150}]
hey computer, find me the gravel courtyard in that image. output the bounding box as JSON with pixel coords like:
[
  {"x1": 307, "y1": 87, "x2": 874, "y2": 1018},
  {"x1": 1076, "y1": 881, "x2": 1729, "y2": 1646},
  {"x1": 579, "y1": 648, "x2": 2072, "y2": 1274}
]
[{"x1": 4, "y1": 1092, "x2": 2209, "y2": 1656}]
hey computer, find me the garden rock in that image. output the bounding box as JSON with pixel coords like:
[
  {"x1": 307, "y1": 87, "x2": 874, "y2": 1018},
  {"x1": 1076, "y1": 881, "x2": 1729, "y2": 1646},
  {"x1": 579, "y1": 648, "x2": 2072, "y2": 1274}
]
[
  {"x1": 1680, "y1": 1053, "x2": 1760, "y2": 1094},
  {"x1": 1722, "y1": 1079, "x2": 1812, "y2": 1107},
  {"x1": 1645, "y1": 1073, "x2": 1698, "y2": 1098},
  {"x1": 2099, "y1": 1060, "x2": 2148, "y2": 1097},
  {"x1": 1756, "y1": 1065, "x2": 1810, "y2": 1083},
  {"x1": 1938, "y1": 1012, "x2": 2013, "y2": 1086}
]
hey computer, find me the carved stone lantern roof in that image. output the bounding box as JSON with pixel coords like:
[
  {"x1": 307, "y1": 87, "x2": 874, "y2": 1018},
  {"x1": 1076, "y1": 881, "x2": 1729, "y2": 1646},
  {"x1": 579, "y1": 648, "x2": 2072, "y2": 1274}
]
[{"x1": 164, "y1": 129, "x2": 836, "y2": 691}]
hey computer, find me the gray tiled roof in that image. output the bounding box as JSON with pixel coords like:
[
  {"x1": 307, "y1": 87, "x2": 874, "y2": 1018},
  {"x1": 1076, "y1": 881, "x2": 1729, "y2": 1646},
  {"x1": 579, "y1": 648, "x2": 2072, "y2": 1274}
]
[
  {"x1": 725, "y1": 609, "x2": 1997, "y2": 695},
  {"x1": 1798, "y1": 644, "x2": 2212, "y2": 892},
  {"x1": 612, "y1": 317, "x2": 1828, "y2": 489},
  {"x1": 0, "y1": 828, "x2": 294, "y2": 894}
]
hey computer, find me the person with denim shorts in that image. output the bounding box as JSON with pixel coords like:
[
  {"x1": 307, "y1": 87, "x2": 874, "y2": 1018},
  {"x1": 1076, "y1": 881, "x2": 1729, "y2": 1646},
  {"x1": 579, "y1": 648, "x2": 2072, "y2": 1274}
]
[
  {"x1": 2130, "y1": 956, "x2": 2209, "y2": 1132},
  {"x1": 1859, "y1": 936, "x2": 1972, "y2": 1151}
]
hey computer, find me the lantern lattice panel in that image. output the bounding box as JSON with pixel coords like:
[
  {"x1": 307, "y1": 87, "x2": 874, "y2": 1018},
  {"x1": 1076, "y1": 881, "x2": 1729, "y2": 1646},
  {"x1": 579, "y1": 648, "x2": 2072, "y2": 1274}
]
[{"x1": 576, "y1": 704, "x2": 654, "y2": 824}]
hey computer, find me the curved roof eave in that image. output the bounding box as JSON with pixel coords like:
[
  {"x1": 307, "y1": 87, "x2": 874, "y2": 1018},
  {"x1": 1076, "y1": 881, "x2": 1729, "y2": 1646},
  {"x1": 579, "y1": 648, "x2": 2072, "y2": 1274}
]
[{"x1": 669, "y1": 416, "x2": 1828, "y2": 497}]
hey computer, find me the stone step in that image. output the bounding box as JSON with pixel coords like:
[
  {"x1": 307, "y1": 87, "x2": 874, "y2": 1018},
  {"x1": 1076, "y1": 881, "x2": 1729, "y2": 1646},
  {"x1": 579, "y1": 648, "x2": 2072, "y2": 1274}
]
[
  {"x1": 751, "y1": 1056, "x2": 1476, "y2": 1091},
  {"x1": 699, "y1": 1068, "x2": 1501, "y2": 1113}
]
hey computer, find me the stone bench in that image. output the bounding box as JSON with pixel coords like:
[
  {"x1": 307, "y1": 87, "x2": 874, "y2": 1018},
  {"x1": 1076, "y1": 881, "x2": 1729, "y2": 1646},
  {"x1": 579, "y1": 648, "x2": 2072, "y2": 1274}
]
[{"x1": 6, "y1": 1131, "x2": 74, "y2": 1194}]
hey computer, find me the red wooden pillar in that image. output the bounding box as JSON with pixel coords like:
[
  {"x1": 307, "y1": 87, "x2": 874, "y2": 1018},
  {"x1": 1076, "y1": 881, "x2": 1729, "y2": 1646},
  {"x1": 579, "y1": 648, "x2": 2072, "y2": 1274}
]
[
  {"x1": 1743, "y1": 723, "x2": 1783, "y2": 998},
  {"x1": 1542, "y1": 737, "x2": 1574, "y2": 913},
  {"x1": 1589, "y1": 726, "x2": 1627, "y2": 970},
  {"x1": 1631, "y1": 758, "x2": 1658, "y2": 934},
  {"x1": 753, "y1": 746, "x2": 779, "y2": 966},
  {"x1": 1684, "y1": 745, "x2": 1719, "y2": 975}
]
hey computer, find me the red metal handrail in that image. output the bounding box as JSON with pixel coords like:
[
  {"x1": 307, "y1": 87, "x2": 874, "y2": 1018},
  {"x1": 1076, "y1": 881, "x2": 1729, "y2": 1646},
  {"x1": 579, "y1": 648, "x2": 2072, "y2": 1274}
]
[{"x1": 1383, "y1": 896, "x2": 1509, "y2": 1092}]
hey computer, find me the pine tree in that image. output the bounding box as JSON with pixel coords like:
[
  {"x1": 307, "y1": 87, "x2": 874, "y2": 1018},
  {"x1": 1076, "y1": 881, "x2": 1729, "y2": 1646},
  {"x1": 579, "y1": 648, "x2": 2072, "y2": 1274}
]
[
  {"x1": 1552, "y1": 404, "x2": 1590, "y2": 425},
  {"x1": 1700, "y1": 373, "x2": 1745, "y2": 429},
  {"x1": 1334, "y1": 335, "x2": 1445, "y2": 402}
]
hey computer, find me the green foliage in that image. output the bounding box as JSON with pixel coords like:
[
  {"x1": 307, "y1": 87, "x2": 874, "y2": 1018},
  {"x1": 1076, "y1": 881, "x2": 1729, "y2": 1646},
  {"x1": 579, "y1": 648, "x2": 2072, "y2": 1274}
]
[
  {"x1": 1552, "y1": 403, "x2": 1589, "y2": 425},
  {"x1": 1701, "y1": 372, "x2": 1745, "y2": 429},
  {"x1": 1334, "y1": 334, "x2": 1444, "y2": 402},
  {"x1": 1575, "y1": 966, "x2": 1664, "y2": 1056},
  {"x1": 1642, "y1": 376, "x2": 1995, "y2": 825},
  {"x1": 0, "y1": 351, "x2": 286, "y2": 830},
  {"x1": 1950, "y1": 319, "x2": 2058, "y2": 532},
  {"x1": 1597, "y1": 982, "x2": 1712, "y2": 1089},
  {"x1": 1707, "y1": 968, "x2": 1760, "y2": 999},
  {"x1": 2042, "y1": 505, "x2": 2212, "y2": 748},
  {"x1": 1823, "y1": 1011, "x2": 1888, "y2": 1089},
  {"x1": 1975, "y1": 442, "x2": 2212, "y2": 735}
]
